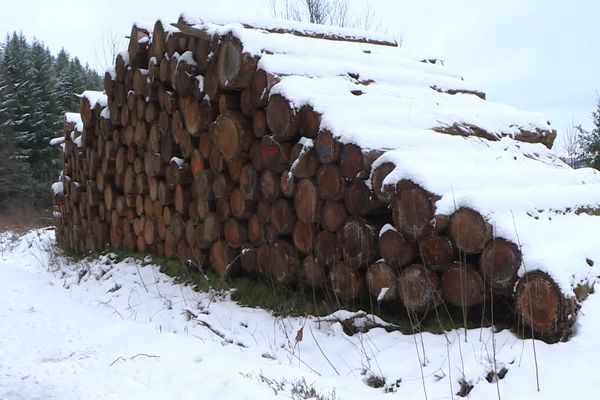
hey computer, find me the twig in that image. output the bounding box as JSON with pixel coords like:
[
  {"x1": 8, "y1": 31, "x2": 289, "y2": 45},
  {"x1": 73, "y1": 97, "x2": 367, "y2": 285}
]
[
  {"x1": 511, "y1": 211, "x2": 540, "y2": 392},
  {"x1": 309, "y1": 325, "x2": 339, "y2": 376},
  {"x1": 109, "y1": 353, "x2": 160, "y2": 366}
]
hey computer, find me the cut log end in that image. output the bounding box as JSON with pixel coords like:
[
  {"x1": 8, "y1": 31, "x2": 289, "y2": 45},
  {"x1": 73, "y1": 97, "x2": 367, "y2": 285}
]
[
  {"x1": 366, "y1": 261, "x2": 397, "y2": 302},
  {"x1": 397, "y1": 264, "x2": 441, "y2": 315},
  {"x1": 480, "y1": 238, "x2": 521, "y2": 292},
  {"x1": 440, "y1": 262, "x2": 485, "y2": 308},
  {"x1": 266, "y1": 95, "x2": 299, "y2": 141},
  {"x1": 449, "y1": 208, "x2": 493, "y2": 254},
  {"x1": 515, "y1": 271, "x2": 570, "y2": 340}
]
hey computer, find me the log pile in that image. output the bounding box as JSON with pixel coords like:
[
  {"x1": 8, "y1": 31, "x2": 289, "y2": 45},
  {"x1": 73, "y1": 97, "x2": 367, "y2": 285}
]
[{"x1": 52, "y1": 16, "x2": 581, "y2": 342}]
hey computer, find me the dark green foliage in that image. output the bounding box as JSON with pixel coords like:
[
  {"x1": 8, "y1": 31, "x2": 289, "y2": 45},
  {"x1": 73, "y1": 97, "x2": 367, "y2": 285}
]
[
  {"x1": 580, "y1": 97, "x2": 600, "y2": 170},
  {"x1": 0, "y1": 32, "x2": 101, "y2": 208}
]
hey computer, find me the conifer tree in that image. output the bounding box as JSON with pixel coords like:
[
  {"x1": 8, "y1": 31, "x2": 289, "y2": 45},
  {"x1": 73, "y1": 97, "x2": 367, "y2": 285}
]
[
  {"x1": 0, "y1": 32, "x2": 102, "y2": 206},
  {"x1": 581, "y1": 98, "x2": 600, "y2": 170}
]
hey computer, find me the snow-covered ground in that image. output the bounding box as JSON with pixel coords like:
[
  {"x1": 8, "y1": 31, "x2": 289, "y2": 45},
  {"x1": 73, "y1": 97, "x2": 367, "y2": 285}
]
[{"x1": 1, "y1": 228, "x2": 599, "y2": 400}]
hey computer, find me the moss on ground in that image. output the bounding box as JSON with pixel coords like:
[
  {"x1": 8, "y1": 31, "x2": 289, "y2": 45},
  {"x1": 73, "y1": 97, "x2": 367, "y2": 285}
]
[{"x1": 76, "y1": 249, "x2": 515, "y2": 336}]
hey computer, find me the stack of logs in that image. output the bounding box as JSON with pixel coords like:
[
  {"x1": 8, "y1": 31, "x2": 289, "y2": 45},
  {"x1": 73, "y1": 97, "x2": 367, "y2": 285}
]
[{"x1": 53, "y1": 18, "x2": 572, "y2": 341}]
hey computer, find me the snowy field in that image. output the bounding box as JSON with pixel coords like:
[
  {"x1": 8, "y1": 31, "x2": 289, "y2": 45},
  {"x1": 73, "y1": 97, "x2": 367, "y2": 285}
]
[{"x1": 1, "y1": 228, "x2": 599, "y2": 400}]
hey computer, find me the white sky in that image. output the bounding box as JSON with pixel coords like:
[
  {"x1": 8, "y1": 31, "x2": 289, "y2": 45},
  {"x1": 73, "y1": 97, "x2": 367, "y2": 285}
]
[{"x1": 1, "y1": 0, "x2": 598, "y2": 149}]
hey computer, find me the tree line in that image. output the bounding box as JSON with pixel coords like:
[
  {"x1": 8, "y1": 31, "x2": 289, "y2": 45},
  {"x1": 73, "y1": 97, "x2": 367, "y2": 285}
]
[{"x1": 0, "y1": 32, "x2": 101, "y2": 210}]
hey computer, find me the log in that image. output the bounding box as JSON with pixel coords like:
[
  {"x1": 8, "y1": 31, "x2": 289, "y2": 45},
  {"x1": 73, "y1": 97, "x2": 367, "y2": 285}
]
[
  {"x1": 366, "y1": 261, "x2": 397, "y2": 302},
  {"x1": 173, "y1": 51, "x2": 198, "y2": 97},
  {"x1": 213, "y1": 111, "x2": 253, "y2": 161},
  {"x1": 292, "y1": 221, "x2": 314, "y2": 254},
  {"x1": 378, "y1": 225, "x2": 417, "y2": 267},
  {"x1": 263, "y1": 240, "x2": 300, "y2": 286},
  {"x1": 143, "y1": 216, "x2": 157, "y2": 245},
  {"x1": 197, "y1": 212, "x2": 220, "y2": 248},
  {"x1": 217, "y1": 34, "x2": 257, "y2": 90},
  {"x1": 224, "y1": 217, "x2": 248, "y2": 248},
  {"x1": 338, "y1": 218, "x2": 378, "y2": 270},
  {"x1": 397, "y1": 264, "x2": 441, "y2": 315},
  {"x1": 392, "y1": 183, "x2": 434, "y2": 240},
  {"x1": 212, "y1": 172, "x2": 234, "y2": 199},
  {"x1": 440, "y1": 262, "x2": 485, "y2": 308},
  {"x1": 266, "y1": 95, "x2": 299, "y2": 141},
  {"x1": 226, "y1": 157, "x2": 245, "y2": 181},
  {"x1": 270, "y1": 198, "x2": 295, "y2": 235},
  {"x1": 294, "y1": 179, "x2": 319, "y2": 224},
  {"x1": 320, "y1": 201, "x2": 347, "y2": 232},
  {"x1": 191, "y1": 169, "x2": 214, "y2": 200},
  {"x1": 317, "y1": 164, "x2": 345, "y2": 201},
  {"x1": 247, "y1": 214, "x2": 265, "y2": 246},
  {"x1": 239, "y1": 164, "x2": 260, "y2": 200},
  {"x1": 257, "y1": 198, "x2": 272, "y2": 223},
  {"x1": 158, "y1": 180, "x2": 173, "y2": 205},
  {"x1": 260, "y1": 169, "x2": 281, "y2": 202},
  {"x1": 448, "y1": 208, "x2": 493, "y2": 254},
  {"x1": 240, "y1": 247, "x2": 258, "y2": 274},
  {"x1": 371, "y1": 162, "x2": 396, "y2": 204},
  {"x1": 252, "y1": 110, "x2": 267, "y2": 138},
  {"x1": 280, "y1": 170, "x2": 295, "y2": 198},
  {"x1": 330, "y1": 261, "x2": 365, "y2": 301},
  {"x1": 180, "y1": 96, "x2": 202, "y2": 135},
  {"x1": 344, "y1": 180, "x2": 369, "y2": 217},
  {"x1": 259, "y1": 135, "x2": 292, "y2": 173},
  {"x1": 514, "y1": 271, "x2": 569, "y2": 339},
  {"x1": 479, "y1": 238, "x2": 521, "y2": 292},
  {"x1": 217, "y1": 198, "x2": 231, "y2": 221},
  {"x1": 339, "y1": 144, "x2": 382, "y2": 180},
  {"x1": 128, "y1": 24, "x2": 150, "y2": 68},
  {"x1": 419, "y1": 235, "x2": 457, "y2": 271},
  {"x1": 208, "y1": 145, "x2": 225, "y2": 172},
  {"x1": 251, "y1": 69, "x2": 279, "y2": 109},
  {"x1": 298, "y1": 105, "x2": 321, "y2": 139},
  {"x1": 210, "y1": 240, "x2": 238, "y2": 277},
  {"x1": 289, "y1": 142, "x2": 320, "y2": 179},
  {"x1": 174, "y1": 184, "x2": 190, "y2": 215},
  {"x1": 150, "y1": 20, "x2": 166, "y2": 60},
  {"x1": 314, "y1": 230, "x2": 339, "y2": 266},
  {"x1": 302, "y1": 257, "x2": 327, "y2": 289},
  {"x1": 230, "y1": 187, "x2": 256, "y2": 219},
  {"x1": 198, "y1": 130, "x2": 213, "y2": 159},
  {"x1": 314, "y1": 131, "x2": 342, "y2": 164}
]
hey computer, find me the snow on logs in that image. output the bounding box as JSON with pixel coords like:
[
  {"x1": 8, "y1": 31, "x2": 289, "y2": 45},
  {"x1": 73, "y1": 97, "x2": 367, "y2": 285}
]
[{"x1": 52, "y1": 15, "x2": 598, "y2": 343}]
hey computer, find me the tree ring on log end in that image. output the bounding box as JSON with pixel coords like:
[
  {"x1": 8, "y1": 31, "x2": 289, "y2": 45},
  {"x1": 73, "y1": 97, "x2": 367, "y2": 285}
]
[
  {"x1": 266, "y1": 94, "x2": 298, "y2": 141},
  {"x1": 515, "y1": 271, "x2": 565, "y2": 339},
  {"x1": 440, "y1": 262, "x2": 485, "y2": 308},
  {"x1": 480, "y1": 238, "x2": 521, "y2": 291},
  {"x1": 218, "y1": 38, "x2": 242, "y2": 88},
  {"x1": 448, "y1": 208, "x2": 492, "y2": 254},
  {"x1": 397, "y1": 264, "x2": 440, "y2": 315}
]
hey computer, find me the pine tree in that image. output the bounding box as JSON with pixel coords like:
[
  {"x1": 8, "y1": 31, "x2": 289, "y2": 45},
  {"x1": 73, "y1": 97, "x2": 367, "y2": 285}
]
[
  {"x1": 0, "y1": 33, "x2": 102, "y2": 206},
  {"x1": 28, "y1": 40, "x2": 61, "y2": 197},
  {"x1": 581, "y1": 98, "x2": 600, "y2": 170},
  {"x1": 55, "y1": 48, "x2": 76, "y2": 112}
]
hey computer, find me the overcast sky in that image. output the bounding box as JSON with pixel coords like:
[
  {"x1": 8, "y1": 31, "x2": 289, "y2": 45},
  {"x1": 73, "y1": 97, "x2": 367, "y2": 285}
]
[{"x1": 1, "y1": 0, "x2": 598, "y2": 149}]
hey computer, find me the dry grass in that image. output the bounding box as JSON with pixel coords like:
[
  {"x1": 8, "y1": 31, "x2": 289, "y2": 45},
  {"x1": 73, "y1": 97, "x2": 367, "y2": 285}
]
[{"x1": 0, "y1": 206, "x2": 52, "y2": 234}]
